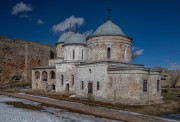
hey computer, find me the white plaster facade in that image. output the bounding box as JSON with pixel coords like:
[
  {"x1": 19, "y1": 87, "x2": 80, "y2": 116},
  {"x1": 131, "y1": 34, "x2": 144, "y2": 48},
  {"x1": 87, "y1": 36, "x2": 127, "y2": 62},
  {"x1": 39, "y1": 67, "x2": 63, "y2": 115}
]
[
  {"x1": 32, "y1": 19, "x2": 163, "y2": 105},
  {"x1": 64, "y1": 45, "x2": 87, "y2": 62}
]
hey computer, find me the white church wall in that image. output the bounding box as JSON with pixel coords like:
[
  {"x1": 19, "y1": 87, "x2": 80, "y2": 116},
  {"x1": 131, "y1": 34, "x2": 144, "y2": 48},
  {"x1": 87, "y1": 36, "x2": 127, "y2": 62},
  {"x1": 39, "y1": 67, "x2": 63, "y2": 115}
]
[
  {"x1": 76, "y1": 63, "x2": 108, "y2": 100},
  {"x1": 55, "y1": 63, "x2": 77, "y2": 94},
  {"x1": 64, "y1": 45, "x2": 87, "y2": 62}
]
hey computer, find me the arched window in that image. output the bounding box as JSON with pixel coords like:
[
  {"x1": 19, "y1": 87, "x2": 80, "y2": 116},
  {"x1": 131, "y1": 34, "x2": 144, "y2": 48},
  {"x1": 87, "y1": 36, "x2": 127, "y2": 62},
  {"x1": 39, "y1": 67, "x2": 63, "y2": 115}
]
[
  {"x1": 81, "y1": 81, "x2": 84, "y2": 90},
  {"x1": 107, "y1": 47, "x2": 111, "y2": 59},
  {"x1": 38, "y1": 59, "x2": 40, "y2": 65},
  {"x1": 124, "y1": 46, "x2": 127, "y2": 61},
  {"x1": 50, "y1": 50, "x2": 54, "y2": 59},
  {"x1": 89, "y1": 69, "x2": 91, "y2": 74},
  {"x1": 71, "y1": 75, "x2": 74, "y2": 86},
  {"x1": 109, "y1": 76, "x2": 113, "y2": 87},
  {"x1": 97, "y1": 81, "x2": 100, "y2": 90},
  {"x1": 42, "y1": 71, "x2": 48, "y2": 81},
  {"x1": 61, "y1": 75, "x2": 64, "y2": 85},
  {"x1": 35, "y1": 71, "x2": 40, "y2": 79},
  {"x1": 65, "y1": 49, "x2": 67, "y2": 60},
  {"x1": 157, "y1": 80, "x2": 160, "y2": 91},
  {"x1": 143, "y1": 80, "x2": 147, "y2": 92},
  {"x1": 50, "y1": 71, "x2": 56, "y2": 79},
  {"x1": 82, "y1": 50, "x2": 84, "y2": 60},
  {"x1": 73, "y1": 50, "x2": 75, "y2": 59}
]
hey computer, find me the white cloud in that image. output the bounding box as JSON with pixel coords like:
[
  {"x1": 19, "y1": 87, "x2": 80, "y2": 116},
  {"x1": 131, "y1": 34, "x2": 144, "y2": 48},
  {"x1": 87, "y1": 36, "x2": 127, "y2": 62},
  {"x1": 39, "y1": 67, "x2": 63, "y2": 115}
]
[
  {"x1": 36, "y1": 19, "x2": 44, "y2": 25},
  {"x1": 168, "y1": 63, "x2": 180, "y2": 70},
  {"x1": 11, "y1": 2, "x2": 33, "y2": 15},
  {"x1": 19, "y1": 14, "x2": 31, "y2": 18},
  {"x1": 132, "y1": 46, "x2": 140, "y2": 51},
  {"x1": 132, "y1": 49, "x2": 144, "y2": 58},
  {"x1": 52, "y1": 15, "x2": 85, "y2": 33},
  {"x1": 83, "y1": 30, "x2": 93, "y2": 37}
]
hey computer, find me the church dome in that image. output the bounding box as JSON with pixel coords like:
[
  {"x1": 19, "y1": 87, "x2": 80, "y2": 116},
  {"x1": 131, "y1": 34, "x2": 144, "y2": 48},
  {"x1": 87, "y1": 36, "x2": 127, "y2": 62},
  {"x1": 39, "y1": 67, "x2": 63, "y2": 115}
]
[
  {"x1": 64, "y1": 32, "x2": 86, "y2": 46},
  {"x1": 57, "y1": 31, "x2": 74, "y2": 43},
  {"x1": 93, "y1": 20, "x2": 125, "y2": 36}
]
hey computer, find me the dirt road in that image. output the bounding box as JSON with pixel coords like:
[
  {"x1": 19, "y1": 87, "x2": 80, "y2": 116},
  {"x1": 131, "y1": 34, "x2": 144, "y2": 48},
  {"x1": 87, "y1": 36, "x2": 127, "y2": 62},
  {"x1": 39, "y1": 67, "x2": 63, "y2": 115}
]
[{"x1": 0, "y1": 91, "x2": 172, "y2": 122}]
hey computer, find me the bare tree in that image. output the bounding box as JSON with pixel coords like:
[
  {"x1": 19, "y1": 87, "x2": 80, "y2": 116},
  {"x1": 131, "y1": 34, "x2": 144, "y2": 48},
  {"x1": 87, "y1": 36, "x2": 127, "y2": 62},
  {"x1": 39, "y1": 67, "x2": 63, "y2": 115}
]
[{"x1": 169, "y1": 73, "x2": 180, "y2": 88}]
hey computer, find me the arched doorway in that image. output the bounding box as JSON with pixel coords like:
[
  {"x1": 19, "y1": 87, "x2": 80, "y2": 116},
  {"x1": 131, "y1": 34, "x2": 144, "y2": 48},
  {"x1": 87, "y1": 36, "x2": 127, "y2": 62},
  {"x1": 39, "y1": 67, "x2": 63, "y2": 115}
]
[
  {"x1": 66, "y1": 83, "x2": 69, "y2": 92},
  {"x1": 36, "y1": 83, "x2": 38, "y2": 88},
  {"x1": 42, "y1": 71, "x2": 48, "y2": 81},
  {"x1": 52, "y1": 84, "x2": 55, "y2": 90}
]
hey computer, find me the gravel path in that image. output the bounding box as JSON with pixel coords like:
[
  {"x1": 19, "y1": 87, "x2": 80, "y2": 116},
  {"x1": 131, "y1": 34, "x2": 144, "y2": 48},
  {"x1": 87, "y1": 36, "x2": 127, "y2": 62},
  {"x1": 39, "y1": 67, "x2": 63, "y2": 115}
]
[{"x1": 0, "y1": 91, "x2": 174, "y2": 122}]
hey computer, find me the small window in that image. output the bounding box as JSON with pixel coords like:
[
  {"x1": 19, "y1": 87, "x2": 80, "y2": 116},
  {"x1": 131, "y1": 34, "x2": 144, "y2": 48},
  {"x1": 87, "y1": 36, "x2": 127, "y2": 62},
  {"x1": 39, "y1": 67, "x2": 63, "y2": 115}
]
[
  {"x1": 81, "y1": 81, "x2": 84, "y2": 90},
  {"x1": 82, "y1": 50, "x2": 84, "y2": 60},
  {"x1": 72, "y1": 75, "x2": 74, "y2": 86},
  {"x1": 73, "y1": 50, "x2": 75, "y2": 59},
  {"x1": 109, "y1": 77, "x2": 113, "y2": 87},
  {"x1": 50, "y1": 50, "x2": 54, "y2": 59},
  {"x1": 38, "y1": 59, "x2": 41, "y2": 65},
  {"x1": 107, "y1": 47, "x2": 111, "y2": 59},
  {"x1": 61, "y1": 75, "x2": 64, "y2": 85},
  {"x1": 157, "y1": 80, "x2": 160, "y2": 91},
  {"x1": 97, "y1": 81, "x2": 100, "y2": 90},
  {"x1": 143, "y1": 80, "x2": 147, "y2": 92},
  {"x1": 89, "y1": 69, "x2": 91, "y2": 74}
]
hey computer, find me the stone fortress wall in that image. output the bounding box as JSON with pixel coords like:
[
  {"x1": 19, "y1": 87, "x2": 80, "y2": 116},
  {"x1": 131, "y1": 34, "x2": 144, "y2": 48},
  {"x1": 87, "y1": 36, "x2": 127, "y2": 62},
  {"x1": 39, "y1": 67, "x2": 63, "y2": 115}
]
[{"x1": 0, "y1": 36, "x2": 55, "y2": 83}]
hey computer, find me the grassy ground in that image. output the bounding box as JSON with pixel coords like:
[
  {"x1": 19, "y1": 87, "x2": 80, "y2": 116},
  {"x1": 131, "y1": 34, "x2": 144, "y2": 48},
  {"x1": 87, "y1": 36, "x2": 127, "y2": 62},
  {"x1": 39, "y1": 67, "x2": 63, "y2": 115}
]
[{"x1": 162, "y1": 89, "x2": 180, "y2": 102}]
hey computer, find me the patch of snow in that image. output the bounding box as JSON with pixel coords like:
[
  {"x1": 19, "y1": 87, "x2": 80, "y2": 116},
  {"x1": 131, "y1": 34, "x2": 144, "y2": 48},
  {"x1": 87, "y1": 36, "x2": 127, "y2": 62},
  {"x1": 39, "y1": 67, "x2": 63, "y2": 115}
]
[
  {"x1": 69, "y1": 95, "x2": 76, "y2": 98},
  {"x1": 0, "y1": 95, "x2": 121, "y2": 122}
]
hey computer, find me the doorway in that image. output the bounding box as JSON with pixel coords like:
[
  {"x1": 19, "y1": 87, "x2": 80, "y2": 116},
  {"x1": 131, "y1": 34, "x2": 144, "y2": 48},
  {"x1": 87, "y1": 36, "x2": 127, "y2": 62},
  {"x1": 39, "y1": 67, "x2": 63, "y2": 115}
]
[
  {"x1": 66, "y1": 83, "x2": 69, "y2": 92},
  {"x1": 88, "y1": 82, "x2": 93, "y2": 94},
  {"x1": 52, "y1": 84, "x2": 55, "y2": 90}
]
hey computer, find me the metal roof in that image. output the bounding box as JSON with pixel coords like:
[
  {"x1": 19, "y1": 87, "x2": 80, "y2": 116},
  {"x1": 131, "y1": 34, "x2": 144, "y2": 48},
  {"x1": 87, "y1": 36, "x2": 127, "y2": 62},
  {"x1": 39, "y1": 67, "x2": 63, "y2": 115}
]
[
  {"x1": 57, "y1": 31, "x2": 74, "y2": 43},
  {"x1": 93, "y1": 20, "x2": 125, "y2": 36},
  {"x1": 63, "y1": 32, "x2": 86, "y2": 46}
]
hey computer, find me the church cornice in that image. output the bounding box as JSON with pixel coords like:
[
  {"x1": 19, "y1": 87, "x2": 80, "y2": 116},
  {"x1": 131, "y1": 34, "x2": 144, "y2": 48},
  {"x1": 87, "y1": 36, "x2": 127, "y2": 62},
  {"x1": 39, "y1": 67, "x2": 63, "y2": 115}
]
[{"x1": 87, "y1": 34, "x2": 133, "y2": 41}]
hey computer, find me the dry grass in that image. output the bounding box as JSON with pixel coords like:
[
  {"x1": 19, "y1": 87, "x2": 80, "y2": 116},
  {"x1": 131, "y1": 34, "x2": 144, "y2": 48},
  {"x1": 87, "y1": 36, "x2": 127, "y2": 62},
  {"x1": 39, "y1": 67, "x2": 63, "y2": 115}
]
[
  {"x1": 4, "y1": 101, "x2": 43, "y2": 111},
  {"x1": 162, "y1": 89, "x2": 180, "y2": 102},
  {"x1": 24, "y1": 89, "x2": 180, "y2": 116}
]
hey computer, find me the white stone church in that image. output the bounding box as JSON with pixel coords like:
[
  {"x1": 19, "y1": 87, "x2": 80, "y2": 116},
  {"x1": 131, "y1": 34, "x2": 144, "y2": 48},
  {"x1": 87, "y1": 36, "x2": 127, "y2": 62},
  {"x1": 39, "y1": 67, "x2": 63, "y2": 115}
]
[{"x1": 32, "y1": 18, "x2": 162, "y2": 105}]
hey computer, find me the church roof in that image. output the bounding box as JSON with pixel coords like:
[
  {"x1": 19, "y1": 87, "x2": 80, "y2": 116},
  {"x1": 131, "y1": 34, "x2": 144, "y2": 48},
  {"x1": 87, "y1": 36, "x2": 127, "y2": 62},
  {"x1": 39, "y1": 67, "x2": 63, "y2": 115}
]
[
  {"x1": 57, "y1": 31, "x2": 74, "y2": 43},
  {"x1": 63, "y1": 32, "x2": 86, "y2": 46},
  {"x1": 93, "y1": 20, "x2": 125, "y2": 36}
]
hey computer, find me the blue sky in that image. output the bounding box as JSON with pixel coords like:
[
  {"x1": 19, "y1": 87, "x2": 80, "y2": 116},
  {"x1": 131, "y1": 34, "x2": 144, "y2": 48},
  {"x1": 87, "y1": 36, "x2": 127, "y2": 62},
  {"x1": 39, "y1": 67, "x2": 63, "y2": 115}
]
[{"x1": 0, "y1": 0, "x2": 180, "y2": 69}]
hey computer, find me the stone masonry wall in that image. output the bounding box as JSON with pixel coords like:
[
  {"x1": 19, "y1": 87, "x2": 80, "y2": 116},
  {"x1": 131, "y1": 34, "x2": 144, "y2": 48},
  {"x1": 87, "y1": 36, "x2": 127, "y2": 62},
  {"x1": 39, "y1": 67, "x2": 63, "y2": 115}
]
[
  {"x1": 0, "y1": 37, "x2": 55, "y2": 83},
  {"x1": 108, "y1": 70, "x2": 162, "y2": 104},
  {"x1": 87, "y1": 36, "x2": 132, "y2": 62},
  {"x1": 32, "y1": 68, "x2": 56, "y2": 91}
]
